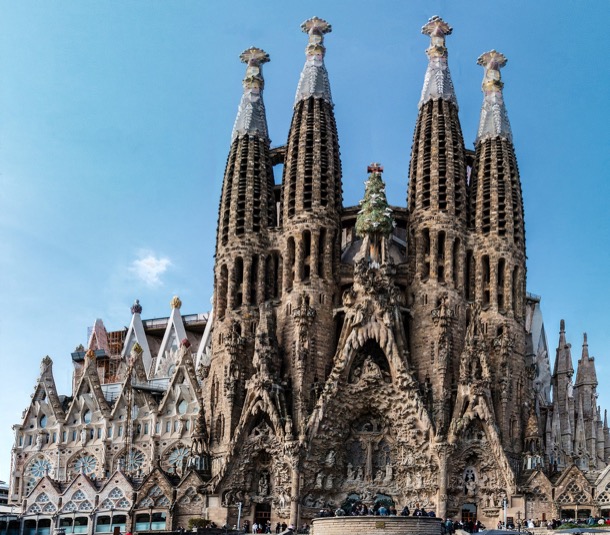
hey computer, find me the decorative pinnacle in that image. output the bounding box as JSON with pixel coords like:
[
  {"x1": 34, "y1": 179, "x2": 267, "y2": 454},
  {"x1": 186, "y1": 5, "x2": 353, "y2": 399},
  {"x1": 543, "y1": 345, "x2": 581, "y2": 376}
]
[
  {"x1": 301, "y1": 16, "x2": 332, "y2": 57},
  {"x1": 419, "y1": 16, "x2": 457, "y2": 108},
  {"x1": 475, "y1": 50, "x2": 512, "y2": 143},
  {"x1": 422, "y1": 15, "x2": 452, "y2": 58},
  {"x1": 171, "y1": 296, "x2": 182, "y2": 310},
  {"x1": 294, "y1": 17, "x2": 333, "y2": 105},
  {"x1": 131, "y1": 299, "x2": 142, "y2": 315},
  {"x1": 478, "y1": 50, "x2": 508, "y2": 92},
  {"x1": 240, "y1": 47, "x2": 270, "y2": 91},
  {"x1": 231, "y1": 47, "x2": 270, "y2": 141}
]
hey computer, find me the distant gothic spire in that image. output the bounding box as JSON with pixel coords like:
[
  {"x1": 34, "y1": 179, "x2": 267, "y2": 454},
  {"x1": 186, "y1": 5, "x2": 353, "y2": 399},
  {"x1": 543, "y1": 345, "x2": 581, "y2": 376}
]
[
  {"x1": 232, "y1": 47, "x2": 270, "y2": 141},
  {"x1": 294, "y1": 17, "x2": 333, "y2": 105},
  {"x1": 419, "y1": 16, "x2": 457, "y2": 108},
  {"x1": 476, "y1": 50, "x2": 512, "y2": 143}
]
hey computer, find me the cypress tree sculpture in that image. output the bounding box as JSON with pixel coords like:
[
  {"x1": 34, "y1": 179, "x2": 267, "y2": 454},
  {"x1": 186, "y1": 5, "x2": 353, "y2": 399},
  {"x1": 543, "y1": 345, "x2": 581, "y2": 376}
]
[{"x1": 356, "y1": 163, "x2": 394, "y2": 265}]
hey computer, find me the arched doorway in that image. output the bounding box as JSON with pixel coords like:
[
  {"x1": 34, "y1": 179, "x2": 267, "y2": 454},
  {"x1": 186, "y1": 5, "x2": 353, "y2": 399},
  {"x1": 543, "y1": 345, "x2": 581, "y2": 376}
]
[
  {"x1": 461, "y1": 503, "x2": 477, "y2": 525},
  {"x1": 254, "y1": 503, "x2": 271, "y2": 532}
]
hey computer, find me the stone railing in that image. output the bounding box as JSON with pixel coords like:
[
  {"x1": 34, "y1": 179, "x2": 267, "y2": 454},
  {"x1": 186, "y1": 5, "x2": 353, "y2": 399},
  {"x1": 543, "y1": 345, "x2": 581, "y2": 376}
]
[{"x1": 312, "y1": 515, "x2": 442, "y2": 535}]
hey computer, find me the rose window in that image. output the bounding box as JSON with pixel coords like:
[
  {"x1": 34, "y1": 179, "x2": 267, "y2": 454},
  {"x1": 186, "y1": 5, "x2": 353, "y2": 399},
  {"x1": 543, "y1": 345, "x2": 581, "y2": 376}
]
[
  {"x1": 120, "y1": 449, "x2": 145, "y2": 472},
  {"x1": 25, "y1": 456, "x2": 52, "y2": 494},
  {"x1": 28, "y1": 457, "x2": 52, "y2": 478},
  {"x1": 166, "y1": 446, "x2": 190, "y2": 472},
  {"x1": 72, "y1": 455, "x2": 97, "y2": 476}
]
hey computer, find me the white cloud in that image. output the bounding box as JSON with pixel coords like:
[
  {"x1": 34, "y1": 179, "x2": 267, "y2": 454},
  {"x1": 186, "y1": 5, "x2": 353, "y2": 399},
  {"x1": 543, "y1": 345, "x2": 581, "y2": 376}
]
[{"x1": 130, "y1": 252, "x2": 172, "y2": 286}]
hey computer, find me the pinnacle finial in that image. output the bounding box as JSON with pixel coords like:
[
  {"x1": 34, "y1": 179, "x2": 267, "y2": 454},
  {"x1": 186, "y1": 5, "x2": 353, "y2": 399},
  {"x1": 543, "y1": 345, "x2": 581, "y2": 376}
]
[
  {"x1": 583, "y1": 332, "x2": 588, "y2": 345},
  {"x1": 231, "y1": 47, "x2": 270, "y2": 141},
  {"x1": 560, "y1": 319, "x2": 565, "y2": 332},
  {"x1": 419, "y1": 16, "x2": 457, "y2": 108},
  {"x1": 131, "y1": 299, "x2": 142, "y2": 315},
  {"x1": 294, "y1": 17, "x2": 333, "y2": 105},
  {"x1": 239, "y1": 47, "x2": 270, "y2": 91},
  {"x1": 476, "y1": 49, "x2": 512, "y2": 143},
  {"x1": 422, "y1": 16, "x2": 452, "y2": 58},
  {"x1": 171, "y1": 296, "x2": 182, "y2": 310},
  {"x1": 478, "y1": 50, "x2": 508, "y2": 92},
  {"x1": 301, "y1": 16, "x2": 332, "y2": 57}
]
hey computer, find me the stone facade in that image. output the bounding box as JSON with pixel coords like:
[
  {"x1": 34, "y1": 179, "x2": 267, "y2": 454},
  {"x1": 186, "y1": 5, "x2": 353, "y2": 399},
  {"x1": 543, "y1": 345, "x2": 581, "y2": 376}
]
[{"x1": 8, "y1": 15, "x2": 610, "y2": 535}]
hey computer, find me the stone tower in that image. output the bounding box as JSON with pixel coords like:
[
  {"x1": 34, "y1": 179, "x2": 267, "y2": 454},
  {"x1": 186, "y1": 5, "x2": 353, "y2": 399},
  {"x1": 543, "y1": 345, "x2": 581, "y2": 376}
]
[
  {"x1": 406, "y1": 16, "x2": 468, "y2": 435},
  {"x1": 210, "y1": 47, "x2": 276, "y2": 445},
  {"x1": 278, "y1": 16, "x2": 342, "y2": 437},
  {"x1": 468, "y1": 50, "x2": 527, "y2": 460}
]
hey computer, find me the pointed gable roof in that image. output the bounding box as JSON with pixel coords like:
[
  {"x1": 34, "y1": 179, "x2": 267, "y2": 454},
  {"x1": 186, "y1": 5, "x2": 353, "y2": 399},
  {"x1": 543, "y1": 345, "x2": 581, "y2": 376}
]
[
  {"x1": 153, "y1": 296, "x2": 188, "y2": 379},
  {"x1": 22, "y1": 356, "x2": 66, "y2": 425},
  {"x1": 158, "y1": 340, "x2": 201, "y2": 414},
  {"x1": 66, "y1": 350, "x2": 111, "y2": 420},
  {"x1": 88, "y1": 318, "x2": 110, "y2": 353},
  {"x1": 110, "y1": 348, "x2": 158, "y2": 419},
  {"x1": 195, "y1": 307, "x2": 213, "y2": 373},
  {"x1": 122, "y1": 299, "x2": 153, "y2": 376}
]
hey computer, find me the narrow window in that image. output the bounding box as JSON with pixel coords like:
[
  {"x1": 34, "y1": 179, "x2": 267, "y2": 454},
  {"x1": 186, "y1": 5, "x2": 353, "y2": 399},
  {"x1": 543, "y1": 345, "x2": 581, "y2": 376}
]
[
  {"x1": 217, "y1": 265, "x2": 228, "y2": 319},
  {"x1": 482, "y1": 255, "x2": 491, "y2": 307},
  {"x1": 317, "y1": 228, "x2": 326, "y2": 277},
  {"x1": 286, "y1": 237, "x2": 295, "y2": 291},
  {"x1": 302, "y1": 230, "x2": 311, "y2": 281},
  {"x1": 465, "y1": 250, "x2": 475, "y2": 302},
  {"x1": 233, "y1": 257, "x2": 244, "y2": 308},
  {"x1": 250, "y1": 254, "x2": 259, "y2": 305},
  {"x1": 437, "y1": 231, "x2": 445, "y2": 283},
  {"x1": 452, "y1": 238, "x2": 460, "y2": 288},
  {"x1": 422, "y1": 228, "x2": 431, "y2": 279},
  {"x1": 497, "y1": 258, "x2": 506, "y2": 311}
]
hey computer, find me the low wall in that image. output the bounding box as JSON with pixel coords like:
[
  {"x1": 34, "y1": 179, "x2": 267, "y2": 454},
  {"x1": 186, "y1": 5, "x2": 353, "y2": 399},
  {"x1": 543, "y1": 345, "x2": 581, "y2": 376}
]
[{"x1": 312, "y1": 516, "x2": 442, "y2": 535}]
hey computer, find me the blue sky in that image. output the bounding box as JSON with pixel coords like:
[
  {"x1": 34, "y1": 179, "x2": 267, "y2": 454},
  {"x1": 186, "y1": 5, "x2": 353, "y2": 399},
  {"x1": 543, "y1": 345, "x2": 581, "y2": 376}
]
[{"x1": 0, "y1": 1, "x2": 609, "y2": 480}]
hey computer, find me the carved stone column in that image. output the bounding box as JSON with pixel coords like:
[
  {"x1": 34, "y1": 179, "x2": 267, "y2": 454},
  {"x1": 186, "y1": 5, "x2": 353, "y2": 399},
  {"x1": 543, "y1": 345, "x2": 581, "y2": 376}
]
[
  {"x1": 435, "y1": 442, "x2": 453, "y2": 519},
  {"x1": 286, "y1": 442, "x2": 301, "y2": 528}
]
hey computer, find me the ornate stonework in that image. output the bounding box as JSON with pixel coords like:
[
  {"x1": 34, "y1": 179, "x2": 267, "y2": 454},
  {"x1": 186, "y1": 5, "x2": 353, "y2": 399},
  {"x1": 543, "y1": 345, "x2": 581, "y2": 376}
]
[{"x1": 9, "y1": 15, "x2": 610, "y2": 534}]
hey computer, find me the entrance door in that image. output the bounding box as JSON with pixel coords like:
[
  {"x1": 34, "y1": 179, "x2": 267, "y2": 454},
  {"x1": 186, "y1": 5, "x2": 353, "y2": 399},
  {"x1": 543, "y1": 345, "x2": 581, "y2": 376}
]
[
  {"x1": 255, "y1": 503, "x2": 271, "y2": 532},
  {"x1": 462, "y1": 503, "x2": 477, "y2": 525}
]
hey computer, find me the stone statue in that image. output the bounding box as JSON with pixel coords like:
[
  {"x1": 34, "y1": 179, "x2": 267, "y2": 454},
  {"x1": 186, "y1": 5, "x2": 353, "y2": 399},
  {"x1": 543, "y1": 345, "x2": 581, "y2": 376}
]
[
  {"x1": 35, "y1": 433, "x2": 44, "y2": 451},
  {"x1": 285, "y1": 417, "x2": 293, "y2": 437},
  {"x1": 258, "y1": 472, "x2": 269, "y2": 496},
  {"x1": 384, "y1": 461, "x2": 393, "y2": 482},
  {"x1": 325, "y1": 450, "x2": 336, "y2": 467},
  {"x1": 347, "y1": 463, "x2": 355, "y2": 480},
  {"x1": 315, "y1": 472, "x2": 325, "y2": 489},
  {"x1": 356, "y1": 466, "x2": 364, "y2": 481},
  {"x1": 465, "y1": 474, "x2": 476, "y2": 497},
  {"x1": 80, "y1": 428, "x2": 88, "y2": 446}
]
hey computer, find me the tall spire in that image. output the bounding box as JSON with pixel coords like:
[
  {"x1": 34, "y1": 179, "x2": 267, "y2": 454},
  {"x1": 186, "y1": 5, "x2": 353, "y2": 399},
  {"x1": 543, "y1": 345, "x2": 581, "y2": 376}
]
[
  {"x1": 476, "y1": 50, "x2": 512, "y2": 143},
  {"x1": 419, "y1": 16, "x2": 457, "y2": 108},
  {"x1": 294, "y1": 16, "x2": 333, "y2": 105},
  {"x1": 232, "y1": 47, "x2": 270, "y2": 141}
]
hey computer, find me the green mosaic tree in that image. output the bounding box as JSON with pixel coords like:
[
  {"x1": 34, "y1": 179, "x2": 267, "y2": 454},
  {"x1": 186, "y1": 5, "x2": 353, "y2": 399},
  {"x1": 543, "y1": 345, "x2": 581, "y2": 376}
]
[{"x1": 356, "y1": 163, "x2": 394, "y2": 264}]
